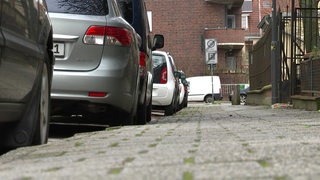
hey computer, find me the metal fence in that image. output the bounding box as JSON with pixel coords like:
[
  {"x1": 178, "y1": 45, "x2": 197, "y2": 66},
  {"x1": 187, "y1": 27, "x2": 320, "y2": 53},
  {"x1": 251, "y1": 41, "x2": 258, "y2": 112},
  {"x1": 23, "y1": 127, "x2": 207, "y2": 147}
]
[
  {"x1": 221, "y1": 84, "x2": 249, "y2": 100},
  {"x1": 250, "y1": 5, "x2": 320, "y2": 102},
  {"x1": 294, "y1": 4, "x2": 320, "y2": 97},
  {"x1": 220, "y1": 84, "x2": 232, "y2": 101},
  {"x1": 300, "y1": 58, "x2": 320, "y2": 95},
  {"x1": 249, "y1": 26, "x2": 271, "y2": 91}
]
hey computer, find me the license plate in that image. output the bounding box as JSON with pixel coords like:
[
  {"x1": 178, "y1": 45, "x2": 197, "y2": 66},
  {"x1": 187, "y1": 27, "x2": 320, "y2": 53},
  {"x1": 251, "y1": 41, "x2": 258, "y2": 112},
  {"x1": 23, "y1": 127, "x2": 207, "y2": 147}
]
[{"x1": 53, "y1": 42, "x2": 65, "y2": 57}]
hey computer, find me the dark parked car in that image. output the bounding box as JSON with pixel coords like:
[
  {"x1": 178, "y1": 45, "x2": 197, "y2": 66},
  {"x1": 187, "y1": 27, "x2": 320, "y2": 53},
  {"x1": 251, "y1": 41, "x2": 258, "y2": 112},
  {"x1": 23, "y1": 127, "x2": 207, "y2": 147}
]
[
  {"x1": 117, "y1": 0, "x2": 164, "y2": 124},
  {"x1": 0, "y1": 0, "x2": 54, "y2": 148},
  {"x1": 229, "y1": 86, "x2": 250, "y2": 104},
  {"x1": 47, "y1": 0, "x2": 143, "y2": 125}
]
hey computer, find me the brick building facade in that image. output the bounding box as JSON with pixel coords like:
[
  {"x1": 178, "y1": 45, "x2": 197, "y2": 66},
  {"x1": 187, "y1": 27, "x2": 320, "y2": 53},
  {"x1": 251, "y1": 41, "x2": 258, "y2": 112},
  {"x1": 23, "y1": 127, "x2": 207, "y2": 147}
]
[{"x1": 144, "y1": 0, "x2": 280, "y2": 86}]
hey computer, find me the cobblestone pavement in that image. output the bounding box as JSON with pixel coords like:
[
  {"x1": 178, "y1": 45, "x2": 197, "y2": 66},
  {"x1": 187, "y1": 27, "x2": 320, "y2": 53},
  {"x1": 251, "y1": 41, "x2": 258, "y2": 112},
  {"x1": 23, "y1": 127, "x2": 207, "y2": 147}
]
[{"x1": 0, "y1": 103, "x2": 320, "y2": 180}]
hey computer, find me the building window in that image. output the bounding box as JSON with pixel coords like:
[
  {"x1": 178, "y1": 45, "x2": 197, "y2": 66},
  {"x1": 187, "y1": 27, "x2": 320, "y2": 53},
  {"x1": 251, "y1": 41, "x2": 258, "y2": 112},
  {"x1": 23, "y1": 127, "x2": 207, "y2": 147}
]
[
  {"x1": 227, "y1": 15, "x2": 235, "y2": 29},
  {"x1": 263, "y1": 0, "x2": 271, "y2": 8},
  {"x1": 242, "y1": 0, "x2": 252, "y2": 12},
  {"x1": 241, "y1": 14, "x2": 249, "y2": 29},
  {"x1": 226, "y1": 56, "x2": 236, "y2": 71}
]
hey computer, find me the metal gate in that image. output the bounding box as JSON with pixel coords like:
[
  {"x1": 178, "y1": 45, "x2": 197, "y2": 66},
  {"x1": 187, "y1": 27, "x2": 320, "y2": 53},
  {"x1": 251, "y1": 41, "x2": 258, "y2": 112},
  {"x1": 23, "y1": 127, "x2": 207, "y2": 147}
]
[{"x1": 279, "y1": 0, "x2": 320, "y2": 102}]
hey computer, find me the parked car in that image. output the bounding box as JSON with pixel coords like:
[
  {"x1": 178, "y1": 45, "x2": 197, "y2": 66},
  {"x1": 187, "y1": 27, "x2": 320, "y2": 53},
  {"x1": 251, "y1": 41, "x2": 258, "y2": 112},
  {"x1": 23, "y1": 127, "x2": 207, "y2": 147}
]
[
  {"x1": 229, "y1": 86, "x2": 250, "y2": 104},
  {"x1": 47, "y1": 0, "x2": 142, "y2": 125},
  {"x1": 177, "y1": 79, "x2": 186, "y2": 111},
  {"x1": 0, "y1": 0, "x2": 54, "y2": 148},
  {"x1": 117, "y1": 0, "x2": 164, "y2": 124},
  {"x1": 177, "y1": 71, "x2": 188, "y2": 109},
  {"x1": 187, "y1": 76, "x2": 223, "y2": 103},
  {"x1": 152, "y1": 51, "x2": 180, "y2": 115}
]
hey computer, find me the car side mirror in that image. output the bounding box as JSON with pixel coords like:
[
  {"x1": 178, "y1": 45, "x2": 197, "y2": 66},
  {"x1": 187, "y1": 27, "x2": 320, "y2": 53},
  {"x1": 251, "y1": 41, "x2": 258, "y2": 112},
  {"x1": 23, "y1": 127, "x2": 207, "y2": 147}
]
[
  {"x1": 174, "y1": 71, "x2": 181, "y2": 78},
  {"x1": 182, "y1": 79, "x2": 188, "y2": 85},
  {"x1": 152, "y1": 34, "x2": 164, "y2": 50}
]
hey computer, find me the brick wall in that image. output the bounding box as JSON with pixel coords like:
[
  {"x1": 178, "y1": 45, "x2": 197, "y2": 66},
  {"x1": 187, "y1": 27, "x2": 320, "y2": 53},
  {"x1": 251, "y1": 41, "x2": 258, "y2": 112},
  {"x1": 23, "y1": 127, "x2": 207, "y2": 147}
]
[
  {"x1": 249, "y1": 0, "x2": 261, "y2": 35},
  {"x1": 204, "y1": 29, "x2": 246, "y2": 43},
  {"x1": 145, "y1": 0, "x2": 285, "y2": 85},
  {"x1": 145, "y1": 0, "x2": 225, "y2": 77}
]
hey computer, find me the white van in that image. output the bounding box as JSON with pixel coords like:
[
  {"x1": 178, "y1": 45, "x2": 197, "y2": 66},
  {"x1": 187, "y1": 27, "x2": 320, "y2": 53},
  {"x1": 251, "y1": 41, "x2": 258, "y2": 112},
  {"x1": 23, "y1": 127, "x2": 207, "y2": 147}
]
[{"x1": 187, "y1": 76, "x2": 222, "y2": 103}]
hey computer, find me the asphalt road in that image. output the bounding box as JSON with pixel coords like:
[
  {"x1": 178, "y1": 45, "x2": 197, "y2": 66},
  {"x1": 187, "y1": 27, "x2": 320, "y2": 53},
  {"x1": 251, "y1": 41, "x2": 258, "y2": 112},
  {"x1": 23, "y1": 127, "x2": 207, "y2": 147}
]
[{"x1": 0, "y1": 102, "x2": 319, "y2": 180}]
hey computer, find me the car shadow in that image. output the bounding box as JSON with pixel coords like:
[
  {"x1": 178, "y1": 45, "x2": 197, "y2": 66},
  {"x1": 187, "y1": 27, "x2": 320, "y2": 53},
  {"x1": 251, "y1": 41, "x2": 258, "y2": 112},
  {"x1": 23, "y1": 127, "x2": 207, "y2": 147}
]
[
  {"x1": 49, "y1": 116, "x2": 108, "y2": 139},
  {"x1": 0, "y1": 117, "x2": 108, "y2": 156}
]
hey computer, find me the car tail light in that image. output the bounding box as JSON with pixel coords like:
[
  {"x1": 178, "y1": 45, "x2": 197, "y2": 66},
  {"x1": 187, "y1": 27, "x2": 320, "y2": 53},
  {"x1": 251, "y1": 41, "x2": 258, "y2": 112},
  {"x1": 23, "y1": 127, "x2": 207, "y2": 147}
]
[
  {"x1": 105, "y1": 27, "x2": 132, "y2": 46},
  {"x1": 88, "y1": 92, "x2": 107, "y2": 97},
  {"x1": 140, "y1": 52, "x2": 146, "y2": 67},
  {"x1": 83, "y1": 26, "x2": 132, "y2": 47},
  {"x1": 139, "y1": 51, "x2": 147, "y2": 76},
  {"x1": 160, "y1": 67, "x2": 167, "y2": 84}
]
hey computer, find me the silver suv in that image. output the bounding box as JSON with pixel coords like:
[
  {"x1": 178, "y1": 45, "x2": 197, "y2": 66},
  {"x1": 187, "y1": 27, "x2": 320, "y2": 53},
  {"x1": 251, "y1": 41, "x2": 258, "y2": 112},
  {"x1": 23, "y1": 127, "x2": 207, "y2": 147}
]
[
  {"x1": 47, "y1": 0, "x2": 141, "y2": 125},
  {"x1": 0, "y1": 0, "x2": 54, "y2": 148}
]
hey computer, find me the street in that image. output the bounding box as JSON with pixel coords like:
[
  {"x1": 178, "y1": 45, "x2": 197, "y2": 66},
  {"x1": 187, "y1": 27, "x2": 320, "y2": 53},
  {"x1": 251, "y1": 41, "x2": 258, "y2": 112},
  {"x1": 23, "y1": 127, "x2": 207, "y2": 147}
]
[{"x1": 0, "y1": 102, "x2": 319, "y2": 180}]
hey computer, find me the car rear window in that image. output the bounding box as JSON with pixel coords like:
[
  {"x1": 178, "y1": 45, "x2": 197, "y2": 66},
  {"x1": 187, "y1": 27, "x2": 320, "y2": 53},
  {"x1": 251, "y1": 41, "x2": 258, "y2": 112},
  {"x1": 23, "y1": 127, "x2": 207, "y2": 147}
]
[
  {"x1": 152, "y1": 54, "x2": 167, "y2": 83},
  {"x1": 47, "y1": 0, "x2": 109, "y2": 15}
]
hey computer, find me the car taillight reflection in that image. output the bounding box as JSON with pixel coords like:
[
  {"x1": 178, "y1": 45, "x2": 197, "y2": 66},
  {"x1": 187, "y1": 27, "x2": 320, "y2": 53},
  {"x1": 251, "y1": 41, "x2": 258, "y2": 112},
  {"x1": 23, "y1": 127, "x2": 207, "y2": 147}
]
[
  {"x1": 140, "y1": 52, "x2": 146, "y2": 67},
  {"x1": 88, "y1": 92, "x2": 107, "y2": 97},
  {"x1": 83, "y1": 26, "x2": 132, "y2": 47},
  {"x1": 139, "y1": 52, "x2": 147, "y2": 76}
]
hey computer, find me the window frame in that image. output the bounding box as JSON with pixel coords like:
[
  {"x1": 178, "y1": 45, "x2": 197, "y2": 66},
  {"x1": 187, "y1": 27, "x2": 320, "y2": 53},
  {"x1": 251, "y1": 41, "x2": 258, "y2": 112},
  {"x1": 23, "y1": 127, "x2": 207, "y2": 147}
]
[
  {"x1": 242, "y1": 0, "x2": 253, "y2": 13},
  {"x1": 227, "y1": 15, "x2": 236, "y2": 29},
  {"x1": 241, "y1": 14, "x2": 250, "y2": 30},
  {"x1": 226, "y1": 55, "x2": 236, "y2": 71}
]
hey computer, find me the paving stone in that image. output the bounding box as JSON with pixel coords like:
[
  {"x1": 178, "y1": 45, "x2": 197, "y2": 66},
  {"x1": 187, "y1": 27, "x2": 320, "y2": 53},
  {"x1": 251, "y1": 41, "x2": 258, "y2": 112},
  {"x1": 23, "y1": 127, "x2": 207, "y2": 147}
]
[{"x1": 0, "y1": 102, "x2": 319, "y2": 180}]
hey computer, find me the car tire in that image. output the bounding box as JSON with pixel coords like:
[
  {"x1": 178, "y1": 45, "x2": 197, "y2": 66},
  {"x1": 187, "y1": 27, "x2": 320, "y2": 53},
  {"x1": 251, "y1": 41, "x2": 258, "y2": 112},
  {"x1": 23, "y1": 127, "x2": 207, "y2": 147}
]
[
  {"x1": 204, "y1": 95, "x2": 213, "y2": 103},
  {"x1": 240, "y1": 95, "x2": 247, "y2": 104},
  {"x1": 136, "y1": 97, "x2": 147, "y2": 125},
  {"x1": 173, "y1": 89, "x2": 180, "y2": 112},
  {"x1": 146, "y1": 99, "x2": 152, "y2": 122},
  {"x1": 32, "y1": 62, "x2": 50, "y2": 145},
  {"x1": 164, "y1": 98, "x2": 175, "y2": 116},
  {"x1": 183, "y1": 96, "x2": 188, "y2": 108}
]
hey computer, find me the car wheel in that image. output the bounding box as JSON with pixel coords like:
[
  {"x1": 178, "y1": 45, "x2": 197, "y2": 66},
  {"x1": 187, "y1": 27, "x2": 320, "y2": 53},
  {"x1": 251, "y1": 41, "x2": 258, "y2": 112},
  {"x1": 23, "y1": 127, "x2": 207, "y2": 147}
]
[
  {"x1": 32, "y1": 62, "x2": 50, "y2": 145},
  {"x1": 164, "y1": 98, "x2": 175, "y2": 116},
  {"x1": 204, "y1": 95, "x2": 213, "y2": 103},
  {"x1": 240, "y1": 95, "x2": 247, "y2": 104},
  {"x1": 183, "y1": 96, "x2": 188, "y2": 108},
  {"x1": 174, "y1": 89, "x2": 180, "y2": 112},
  {"x1": 146, "y1": 98, "x2": 152, "y2": 122},
  {"x1": 136, "y1": 97, "x2": 147, "y2": 125}
]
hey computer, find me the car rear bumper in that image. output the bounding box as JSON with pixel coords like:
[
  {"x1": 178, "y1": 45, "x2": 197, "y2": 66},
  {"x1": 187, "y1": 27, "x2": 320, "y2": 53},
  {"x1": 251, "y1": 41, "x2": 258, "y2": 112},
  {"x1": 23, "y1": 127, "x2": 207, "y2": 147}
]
[
  {"x1": 152, "y1": 84, "x2": 174, "y2": 106},
  {"x1": 51, "y1": 65, "x2": 139, "y2": 114}
]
